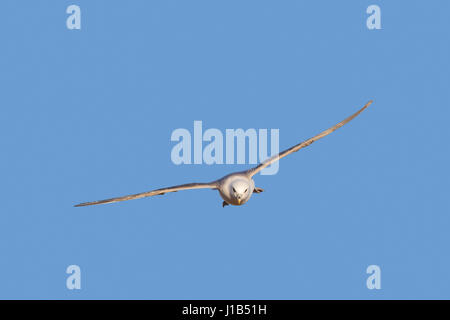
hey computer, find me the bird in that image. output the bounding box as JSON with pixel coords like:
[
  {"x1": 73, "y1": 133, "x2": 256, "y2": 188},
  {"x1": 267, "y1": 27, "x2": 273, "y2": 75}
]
[{"x1": 74, "y1": 100, "x2": 373, "y2": 208}]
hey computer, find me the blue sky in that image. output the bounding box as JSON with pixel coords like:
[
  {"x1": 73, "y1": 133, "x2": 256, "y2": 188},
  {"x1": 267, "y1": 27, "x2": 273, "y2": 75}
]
[{"x1": 0, "y1": 0, "x2": 449, "y2": 299}]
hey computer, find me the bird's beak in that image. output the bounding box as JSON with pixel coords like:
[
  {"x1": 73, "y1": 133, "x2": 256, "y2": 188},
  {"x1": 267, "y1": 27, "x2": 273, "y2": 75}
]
[{"x1": 238, "y1": 199, "x2": 241, "y2": 205}]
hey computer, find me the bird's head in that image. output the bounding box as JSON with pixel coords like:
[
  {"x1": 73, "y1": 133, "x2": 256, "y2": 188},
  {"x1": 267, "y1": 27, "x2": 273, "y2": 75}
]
[{"x1": 230, "y1": 180, "x2": 250, "y2": 205}]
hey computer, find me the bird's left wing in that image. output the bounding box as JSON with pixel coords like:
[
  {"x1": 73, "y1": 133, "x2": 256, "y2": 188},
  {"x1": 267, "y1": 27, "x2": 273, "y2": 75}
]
[
  {"x1": 74, "y1": 182, "x2": 218, "y2": 207},
  {"x1": 246, "y1": 100, "x2": 373, "y2": 177}
]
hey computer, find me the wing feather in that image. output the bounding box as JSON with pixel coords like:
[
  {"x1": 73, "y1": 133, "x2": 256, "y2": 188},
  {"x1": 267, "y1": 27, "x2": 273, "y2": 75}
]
[
  {"x1": 246, "y1": 100, "x2": 373, "y2": 177},
  {"x1": 74, "y1": 182, "x2": 218, "y2": 207}
]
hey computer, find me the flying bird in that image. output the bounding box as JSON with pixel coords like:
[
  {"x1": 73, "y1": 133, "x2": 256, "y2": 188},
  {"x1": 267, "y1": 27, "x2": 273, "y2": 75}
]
[{"x1": 75, "y1": 100, "x2": 373, "y2": 208}]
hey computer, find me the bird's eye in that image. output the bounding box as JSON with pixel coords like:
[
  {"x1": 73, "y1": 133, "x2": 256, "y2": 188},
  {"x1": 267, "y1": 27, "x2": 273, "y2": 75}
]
[
  {"x1": 232, "y1": 187, "x2": 236, "y2": 192},
  {"x1": 244, "y1": 188, "x2": 248, "y2": 193}
]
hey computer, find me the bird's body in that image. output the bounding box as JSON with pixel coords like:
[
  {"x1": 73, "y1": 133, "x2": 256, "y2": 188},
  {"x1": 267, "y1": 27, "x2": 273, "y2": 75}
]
[
  {"x1": 75, "y1": 101, "x2": 373, "y2": 208},
  {"x1": 217, "y1": 172, "x2": 256, "y2": 206}
]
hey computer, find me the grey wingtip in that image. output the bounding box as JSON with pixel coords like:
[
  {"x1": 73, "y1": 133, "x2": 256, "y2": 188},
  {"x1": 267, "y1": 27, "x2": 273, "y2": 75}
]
[{"x1": 74, "y1": 202, "x2": 93, "y2": 207}]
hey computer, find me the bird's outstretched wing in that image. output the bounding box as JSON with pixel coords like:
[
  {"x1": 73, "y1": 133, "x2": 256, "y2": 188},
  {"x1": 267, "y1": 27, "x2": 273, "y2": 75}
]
[
  {"x1": 74, "y1": 182, "x2": 218, "y2": 207},
  {"x1": 246, "y1": 100, "x2": 373, "y2": 177}
]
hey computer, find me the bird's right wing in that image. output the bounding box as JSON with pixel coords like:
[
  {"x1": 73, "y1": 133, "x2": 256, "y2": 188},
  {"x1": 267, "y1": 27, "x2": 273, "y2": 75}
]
[{"x1": 74, "y1": 182, "x2": 218, "y2": 207}]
